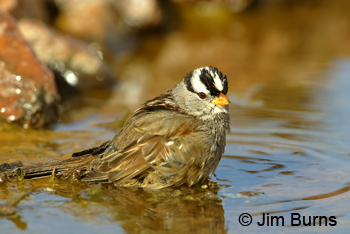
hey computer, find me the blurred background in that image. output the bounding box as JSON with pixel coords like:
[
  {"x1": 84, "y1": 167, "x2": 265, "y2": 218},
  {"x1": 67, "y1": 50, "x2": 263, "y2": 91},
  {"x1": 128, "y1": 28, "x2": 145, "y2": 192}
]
[
  {"x1": 2, "y1": 0, "x2": 350, "y2": 233},
  {"x1": 2, "y1": 0, "x2": 350, "y2": 128}
]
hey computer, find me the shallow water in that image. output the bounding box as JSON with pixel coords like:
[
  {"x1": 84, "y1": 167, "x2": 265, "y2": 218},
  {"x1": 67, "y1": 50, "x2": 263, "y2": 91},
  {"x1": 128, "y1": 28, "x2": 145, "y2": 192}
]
[{"x1": 2, "y1": 1, "x2": 350, "y2": 233}]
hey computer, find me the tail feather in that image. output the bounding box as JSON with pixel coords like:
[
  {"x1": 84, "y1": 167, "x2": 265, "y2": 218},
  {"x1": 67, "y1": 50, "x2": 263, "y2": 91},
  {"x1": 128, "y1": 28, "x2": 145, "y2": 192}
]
[
  {"x1": 19, "y1": 155, "x2": 96, "y2": 179},
  {"x1": 0, "y1": 141, "x2": 112, "y2": 181},
  {"x1": 0, "y1": 160, "x2": 24, "y2": 173},
  {"x1": 1, "y1": 142, "x2": 111, "y2": 181}
]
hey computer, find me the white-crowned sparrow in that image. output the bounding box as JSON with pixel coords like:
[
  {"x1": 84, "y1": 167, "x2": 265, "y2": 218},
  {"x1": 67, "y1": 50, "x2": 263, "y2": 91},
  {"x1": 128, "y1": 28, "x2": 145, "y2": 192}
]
[{"x1": 5, "y1": 66, "x2": 230, "y2": 189}]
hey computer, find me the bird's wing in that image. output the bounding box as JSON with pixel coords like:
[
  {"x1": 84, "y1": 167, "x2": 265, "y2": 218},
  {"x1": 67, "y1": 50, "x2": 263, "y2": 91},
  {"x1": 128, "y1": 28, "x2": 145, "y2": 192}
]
[{"x1": 82, "y1": 109, "x2": 205, "y2": 187}]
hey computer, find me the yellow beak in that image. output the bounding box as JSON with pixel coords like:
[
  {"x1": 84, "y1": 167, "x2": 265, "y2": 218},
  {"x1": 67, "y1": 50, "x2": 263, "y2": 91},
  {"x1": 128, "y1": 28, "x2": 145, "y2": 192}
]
[{"x1": 212, "y1": 93, "x2": 230, "y2": 106}]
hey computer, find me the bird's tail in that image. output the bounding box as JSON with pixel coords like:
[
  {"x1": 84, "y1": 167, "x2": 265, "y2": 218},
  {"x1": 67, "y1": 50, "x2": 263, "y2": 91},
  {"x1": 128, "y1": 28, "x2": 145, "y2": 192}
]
[
  {"x1": 0, "y1": 140, "x2": 110, "y2": 181},
  {"x1": 1, "y1": 155, "x2": 95, "y2": 181}
]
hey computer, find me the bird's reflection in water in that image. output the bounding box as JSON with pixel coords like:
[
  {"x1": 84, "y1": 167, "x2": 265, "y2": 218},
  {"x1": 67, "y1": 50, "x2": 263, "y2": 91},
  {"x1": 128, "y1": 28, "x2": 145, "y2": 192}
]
[
  {"x1": 101, "y1": 187, "x2": 227, "y2": 234},
  {"x1": 2, "y1": 171, "x2": 226, "y2": 233},
  {"x1": 46, "y1": 184, "x2": 227, "y2": 234}
]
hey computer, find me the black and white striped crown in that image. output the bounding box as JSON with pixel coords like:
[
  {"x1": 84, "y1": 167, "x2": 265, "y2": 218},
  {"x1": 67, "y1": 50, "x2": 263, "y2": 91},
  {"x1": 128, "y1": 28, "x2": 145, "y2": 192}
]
[{"x1": 184, "y1": 66, "x2": 228, "y2": 97}]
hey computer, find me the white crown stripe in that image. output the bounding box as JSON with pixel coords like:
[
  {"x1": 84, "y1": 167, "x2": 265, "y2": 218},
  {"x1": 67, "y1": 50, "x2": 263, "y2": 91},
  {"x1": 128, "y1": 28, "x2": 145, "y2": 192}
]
[
  {"x1": 213, "y1": 73, "x2": 223, "y2": 91},
  {"x1": 204, "y1": 66, "x2": 214, "y2": 78},
  {"x1": 191, "y1": 68, "x2": 210, "y2": 94}
]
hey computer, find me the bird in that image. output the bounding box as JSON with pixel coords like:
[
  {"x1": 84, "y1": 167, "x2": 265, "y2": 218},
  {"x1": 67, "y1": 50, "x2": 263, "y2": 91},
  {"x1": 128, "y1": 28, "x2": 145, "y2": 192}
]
[{"x1": 2, "y1": 66, "x2": 230, "y2": 189}]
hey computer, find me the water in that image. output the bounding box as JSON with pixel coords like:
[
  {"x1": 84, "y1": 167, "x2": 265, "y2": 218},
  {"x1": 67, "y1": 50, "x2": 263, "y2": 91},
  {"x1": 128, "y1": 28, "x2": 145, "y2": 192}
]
[
  {"x1": 3, "y1": 62, "x2": 350, "y2": 233},
  {"x1": 218, "y1": 60, "x2": 350, "y2": 232},
  {"x1": 2, "y1": 1, "x2": 350, "y2": 233}
]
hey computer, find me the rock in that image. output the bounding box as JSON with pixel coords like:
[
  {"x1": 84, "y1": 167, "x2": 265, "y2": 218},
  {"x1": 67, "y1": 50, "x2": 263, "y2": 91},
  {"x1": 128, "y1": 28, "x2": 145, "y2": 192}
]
[
  {"x1": 53, "y1": 0, "x2": 162, "y2": 54},
  {"x1": 170, "y1": 0, "x2": 255, "y2": 13},
  {"x1": 0, "y1": 10, "x2": 60, "y2": 128},
  {"x1": 115, "y1": 0, "x2": 162, "y2": 29},
  {"x1": 54, "y1": 0, "x2": 116, "y2": 43},
  {"x1": 18, "y1": 18, "x2": 115, "y2": 91},
  {"x1": 0, "y1": 0, "x2": 54, "y2": 23},
  {"x1": 0, "y1": 0, "x2": 17, "y2": 12}
]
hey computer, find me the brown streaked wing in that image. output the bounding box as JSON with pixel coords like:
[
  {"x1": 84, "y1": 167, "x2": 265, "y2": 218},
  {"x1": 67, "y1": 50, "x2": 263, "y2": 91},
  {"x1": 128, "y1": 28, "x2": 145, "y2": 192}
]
[{"x1": 83, "y1": 107, "x2": 202, "y2": 186}]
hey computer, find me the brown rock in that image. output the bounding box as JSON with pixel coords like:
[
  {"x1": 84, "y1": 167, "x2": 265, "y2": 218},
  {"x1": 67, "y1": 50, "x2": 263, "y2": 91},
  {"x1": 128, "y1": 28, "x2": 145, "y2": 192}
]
[
  {"x1": 18, "y1": 18, "x2": 115, "y2": 91},
  {"x1": 0, "y1": 10, "x2": 59, "y2": 128},
  {"x1": 54, "y1": 0, "x2": 119, "y2": 46},
  {"x1": 53, "y1": 0, "x2": 162, "y2": 54},
  {"x1": 0, "y1": 0, "x2": 53, "y2": 23},
  {"x1": 0, "y1": 0, "x2": 17, "y2": 12}
]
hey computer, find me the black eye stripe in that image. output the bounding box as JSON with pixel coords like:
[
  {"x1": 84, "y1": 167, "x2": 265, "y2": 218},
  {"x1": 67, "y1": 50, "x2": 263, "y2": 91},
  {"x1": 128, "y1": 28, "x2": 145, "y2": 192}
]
[
  {"x1": 184, "y1": 67, "x2": 228, "y2": 96},
  {"x1": 199, "y1": 69, "x2": 220, "y2": 97},
  {"x1": 221, "y1": 75, "x2": 228, "y2": 95},
  {"x1": 184, "y1": 71, "x2": 195, "y2": 93}
]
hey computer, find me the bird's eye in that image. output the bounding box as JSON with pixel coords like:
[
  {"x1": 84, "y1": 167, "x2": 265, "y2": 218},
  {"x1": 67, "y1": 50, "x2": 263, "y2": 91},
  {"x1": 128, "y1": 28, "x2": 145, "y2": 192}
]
[{"x1": 198, "y1": 92, "x2": 207, "y2": 99}]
